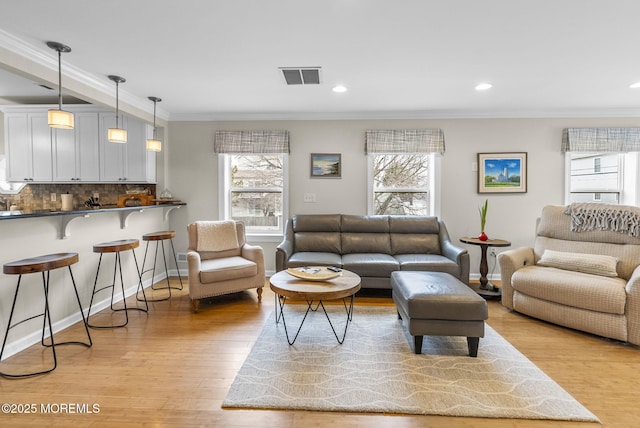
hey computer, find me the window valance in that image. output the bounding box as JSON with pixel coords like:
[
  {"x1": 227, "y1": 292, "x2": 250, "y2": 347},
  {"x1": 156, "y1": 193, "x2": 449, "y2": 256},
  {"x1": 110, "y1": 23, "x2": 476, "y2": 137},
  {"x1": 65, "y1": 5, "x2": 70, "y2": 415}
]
[
  {"x1": 214, "y1": 130, "x2": 290, "y2": 154},
  {"x1": 365, "y1": 129, "x2": 445, "y2": 154},
  {"x1": 562, "y1": 128, "x2": 640, "y2": 153}
]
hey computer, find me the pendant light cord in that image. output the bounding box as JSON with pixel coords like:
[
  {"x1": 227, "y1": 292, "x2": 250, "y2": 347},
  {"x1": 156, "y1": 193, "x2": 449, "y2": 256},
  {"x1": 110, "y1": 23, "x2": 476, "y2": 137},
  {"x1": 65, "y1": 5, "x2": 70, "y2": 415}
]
[
  {"x1": 115, "y1": 80, "x2": 120, "y2": 128},
  {"x1": 152, "y1": 99, "x2": 157, "y2": 140},
  {"x1": 57, "y1": 49, "x2": 63, "y2": 111}
]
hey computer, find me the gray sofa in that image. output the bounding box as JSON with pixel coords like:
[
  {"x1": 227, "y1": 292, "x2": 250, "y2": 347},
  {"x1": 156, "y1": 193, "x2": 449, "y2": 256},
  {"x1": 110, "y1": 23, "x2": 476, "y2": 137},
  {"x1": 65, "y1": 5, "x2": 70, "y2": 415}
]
[{"x1": 276, "y1": 214, "x2": 469, "y2": 289}]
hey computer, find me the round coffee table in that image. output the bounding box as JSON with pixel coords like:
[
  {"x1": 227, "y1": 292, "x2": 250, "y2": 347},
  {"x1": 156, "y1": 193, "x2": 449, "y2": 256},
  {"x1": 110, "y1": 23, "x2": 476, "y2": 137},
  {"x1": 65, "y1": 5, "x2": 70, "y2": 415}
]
[{"x1": 270, "y1": 268, "x2": 361, "y2": 345}]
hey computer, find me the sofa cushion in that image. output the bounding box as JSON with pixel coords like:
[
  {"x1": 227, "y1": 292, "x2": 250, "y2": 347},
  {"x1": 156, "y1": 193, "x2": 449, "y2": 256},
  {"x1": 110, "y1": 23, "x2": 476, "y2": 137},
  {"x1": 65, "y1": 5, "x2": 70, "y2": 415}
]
[
  {"x1": 342, "y1": 253, "x2": 399, "y2": 277},
  {"x1": 537, "y1": 249, "x2": 618, "y2": 277},
  {"x1": 287, "y1": 252, "x2": 342, "y2": 268},
  {"x1": 391, "y1": 234, "x2": 440, "y2": 255},
  {"x1": 199, "y1": 256, "x2": 257, "y2": 283},
  {"x1": 389, "y1": 216, "x2": 440, "y2": 233},
  {"x1": 341, "y1": 215, "x2": 389, "y2": 233},
  {"x1": 293, "y1": 214, "x2": 341, "y2": 232},
  {"x1": 511, "y1": 265, "x2": 627, "y2": 314},
  {"x1": 295, "y1": 232, "x2": 341, "y2": 253},
  {"x1": 342, "y1": 233, "x2": 391, "y2": 254},
  {"x1": 395, "y1": 254, "x2": 460, "y2": 276}
]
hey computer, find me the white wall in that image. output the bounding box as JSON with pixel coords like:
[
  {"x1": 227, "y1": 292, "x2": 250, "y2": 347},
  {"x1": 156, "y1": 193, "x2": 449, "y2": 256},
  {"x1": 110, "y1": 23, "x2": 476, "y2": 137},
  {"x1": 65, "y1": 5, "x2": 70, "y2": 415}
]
[{"x1": 167, "y1": 117, "x2": 640, "y2": 278}]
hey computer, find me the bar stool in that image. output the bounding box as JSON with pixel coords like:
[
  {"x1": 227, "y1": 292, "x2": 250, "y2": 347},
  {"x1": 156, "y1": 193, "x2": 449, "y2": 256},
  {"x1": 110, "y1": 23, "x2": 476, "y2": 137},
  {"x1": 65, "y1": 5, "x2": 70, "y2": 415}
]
[
  {"x1": 0, "y1": 253, "x2": 92, "y2": 378},
  {"x1": 87, "y1": 239, "x2": 148, "y2": 328},
  {"x1": 136, "y1": 231, "x2": 184, "y2": 302}
]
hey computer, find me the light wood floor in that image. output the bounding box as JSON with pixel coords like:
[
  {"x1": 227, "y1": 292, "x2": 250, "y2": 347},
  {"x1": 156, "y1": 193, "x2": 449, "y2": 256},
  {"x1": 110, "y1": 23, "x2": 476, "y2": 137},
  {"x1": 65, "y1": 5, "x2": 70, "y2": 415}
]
[{"x1": 1, "y1": 278, "x2": 638, "y2": 427}]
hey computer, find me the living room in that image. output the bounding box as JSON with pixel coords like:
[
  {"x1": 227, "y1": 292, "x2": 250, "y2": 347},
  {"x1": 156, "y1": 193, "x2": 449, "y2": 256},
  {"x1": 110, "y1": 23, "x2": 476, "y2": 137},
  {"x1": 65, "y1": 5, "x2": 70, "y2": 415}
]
[{"x1": 1, "y1": 1, "x2": 640, "y2": 426}]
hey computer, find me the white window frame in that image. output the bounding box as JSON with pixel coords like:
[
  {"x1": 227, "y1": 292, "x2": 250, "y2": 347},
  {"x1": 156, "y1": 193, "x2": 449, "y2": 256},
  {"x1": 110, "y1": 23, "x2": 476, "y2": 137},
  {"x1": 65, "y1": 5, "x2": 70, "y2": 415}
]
[
  {"x1": 367, "y1": 152, "x2": 441, "y2": 217},
  {"x1": 564, "y1": 152, "x2": 639, "y2": 206},
  {"x1": 218, "y1": 154, "x2": 289, "y2": 241}
]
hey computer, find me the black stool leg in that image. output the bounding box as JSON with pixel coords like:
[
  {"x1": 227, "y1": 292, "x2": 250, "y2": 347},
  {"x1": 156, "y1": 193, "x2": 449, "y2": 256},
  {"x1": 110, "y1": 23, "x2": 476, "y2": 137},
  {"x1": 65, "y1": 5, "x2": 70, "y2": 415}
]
[
  {"x1": 88, "y1": 250, "x2": 147, "y2": 329},
  {"x1": 141, "y1": 238, "x2": 182, "y2": 302},
  {"x1": 169, "y1": 238, "x2": 184, "y2": 290},
  {"x1": 131, "y1": 248, "x2": 148, "y2": 311},
  {"x1": 0, "y1": 266, "x2": 93, "y2": 378},
  {"x1": 0, "y1": 275, "x2": 56, "y2": 378}
]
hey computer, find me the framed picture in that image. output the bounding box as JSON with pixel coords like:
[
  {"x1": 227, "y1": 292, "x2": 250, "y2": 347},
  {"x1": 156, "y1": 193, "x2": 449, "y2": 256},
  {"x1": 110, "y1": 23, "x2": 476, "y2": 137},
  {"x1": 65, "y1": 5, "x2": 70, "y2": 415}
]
[
  {"x1": 310, "y1": 153, "x2": 342, "y2": 178},
  {"x1": 478, "y1": 152, "x2": 527, "y2": 193}
]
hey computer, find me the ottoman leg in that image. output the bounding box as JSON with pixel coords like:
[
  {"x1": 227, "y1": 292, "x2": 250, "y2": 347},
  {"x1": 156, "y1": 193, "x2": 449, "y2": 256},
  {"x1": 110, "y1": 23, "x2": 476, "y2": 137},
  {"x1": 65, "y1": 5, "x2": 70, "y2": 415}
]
[
  {"x1": 467, "y1": 337, "x2": 479, "y2": 357},
  {"x1": 414, "y1": 335, "x2": 423, "y2": 354}
]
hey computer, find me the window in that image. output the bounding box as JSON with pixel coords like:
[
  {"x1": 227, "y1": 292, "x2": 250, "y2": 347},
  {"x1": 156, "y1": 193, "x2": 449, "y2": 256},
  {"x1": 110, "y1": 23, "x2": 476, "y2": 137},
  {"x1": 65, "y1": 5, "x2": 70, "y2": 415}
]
[
  {"x1": 566, "y1": 152, "x2": 639, "y2": 205},
  {"x1": 220, "y1": 154, "x2": 288, "y2": 236},
  {"x1": 369, "y1": 153, "x2": 436, "y2": 215}
]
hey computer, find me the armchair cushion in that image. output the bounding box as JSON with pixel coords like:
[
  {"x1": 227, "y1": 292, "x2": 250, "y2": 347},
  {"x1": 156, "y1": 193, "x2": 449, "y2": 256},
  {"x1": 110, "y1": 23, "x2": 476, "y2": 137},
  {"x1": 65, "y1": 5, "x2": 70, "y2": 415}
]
[
  {"x1": 537, "y1": 249, "x2": 618, "y2": 277},
  {"x1": 199, "y1": 256, "x2": 258, "y2": 284},
  {"x1": 195, "y1": 220, "x2": 239, "y2": 252},
  {"x1": 512, "y1": 265, "x2": 627, "y2": 314}
]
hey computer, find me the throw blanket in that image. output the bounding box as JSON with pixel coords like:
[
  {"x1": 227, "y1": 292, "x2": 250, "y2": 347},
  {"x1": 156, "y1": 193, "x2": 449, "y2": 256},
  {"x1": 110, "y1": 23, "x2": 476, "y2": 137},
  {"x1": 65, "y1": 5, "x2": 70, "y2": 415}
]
[
  {"x1": 195, "y1": 220, "x2": 239, "y2": 252},
  {"x1": 565, "y1": 202, "x2": 640, "y2": 237}
]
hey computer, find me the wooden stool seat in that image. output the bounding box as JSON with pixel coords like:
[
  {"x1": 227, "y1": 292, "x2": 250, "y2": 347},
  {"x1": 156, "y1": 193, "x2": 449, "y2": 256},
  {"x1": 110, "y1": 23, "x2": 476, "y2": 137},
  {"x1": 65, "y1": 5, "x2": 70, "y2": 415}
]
[
  {"x1": 93, "y1": 239, "x2": 140, "y2": 253},
  {"x1": 3, "y1": 253, "x2": 79, "y2": 275},
  {"x1": 137, "y1": 230, "x2": 183, "y2": 302},
  {"x1": 1, "y1": 252, "x2": 92, "y2": 378},
  {"x1": 143, "y1": 231, "x2": 176, "y2": 241}
]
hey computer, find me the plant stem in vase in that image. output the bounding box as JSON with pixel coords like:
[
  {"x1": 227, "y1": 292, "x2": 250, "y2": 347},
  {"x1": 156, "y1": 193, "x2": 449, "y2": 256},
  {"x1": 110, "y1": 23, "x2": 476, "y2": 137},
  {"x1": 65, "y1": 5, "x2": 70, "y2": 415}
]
[{"x1": 478, "y1": 199, "x2": 488, "y2": 241}]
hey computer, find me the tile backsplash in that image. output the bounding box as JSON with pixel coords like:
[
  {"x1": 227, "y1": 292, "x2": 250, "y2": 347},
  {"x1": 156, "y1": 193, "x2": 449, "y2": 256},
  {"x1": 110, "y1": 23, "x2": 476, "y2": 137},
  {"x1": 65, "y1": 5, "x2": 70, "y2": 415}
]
[{"x1": 0, "y1": 183, "x2": 156, "y2": 211}]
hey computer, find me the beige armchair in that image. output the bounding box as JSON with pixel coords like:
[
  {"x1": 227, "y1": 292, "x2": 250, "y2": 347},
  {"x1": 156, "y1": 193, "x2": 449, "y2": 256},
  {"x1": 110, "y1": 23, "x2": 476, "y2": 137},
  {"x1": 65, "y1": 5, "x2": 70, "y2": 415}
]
[{"x1": 187, "y1": 221, "x2": 265, "y2": 313}]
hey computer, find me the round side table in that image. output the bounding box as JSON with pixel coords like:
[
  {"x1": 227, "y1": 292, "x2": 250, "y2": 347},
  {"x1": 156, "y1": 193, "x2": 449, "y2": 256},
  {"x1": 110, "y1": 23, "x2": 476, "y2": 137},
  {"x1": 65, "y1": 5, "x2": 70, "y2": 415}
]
[{"x1": 459, "y1": 237, "x2": 511, "y2": 298}]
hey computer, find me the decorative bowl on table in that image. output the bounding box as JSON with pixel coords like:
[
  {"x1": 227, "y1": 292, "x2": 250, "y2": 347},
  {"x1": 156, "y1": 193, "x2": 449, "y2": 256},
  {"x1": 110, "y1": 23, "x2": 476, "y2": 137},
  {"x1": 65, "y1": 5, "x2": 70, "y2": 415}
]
[{"x1": 286, "y1": 266, "x2": 342, "y2": 281}]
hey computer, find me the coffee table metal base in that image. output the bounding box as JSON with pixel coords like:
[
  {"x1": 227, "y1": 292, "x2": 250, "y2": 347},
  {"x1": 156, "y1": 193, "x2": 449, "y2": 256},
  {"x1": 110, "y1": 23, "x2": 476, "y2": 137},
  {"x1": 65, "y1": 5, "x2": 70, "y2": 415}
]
[{"x1": 274, "y1": 294, "x2": 355, "y2": 345}]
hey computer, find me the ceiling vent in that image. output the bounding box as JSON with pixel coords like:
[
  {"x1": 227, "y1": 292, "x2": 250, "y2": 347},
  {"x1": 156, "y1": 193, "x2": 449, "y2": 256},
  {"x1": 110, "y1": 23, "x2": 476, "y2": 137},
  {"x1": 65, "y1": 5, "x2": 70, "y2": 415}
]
[{"x1": 280, "y1": 67, "x2": 321, "y2": 85}]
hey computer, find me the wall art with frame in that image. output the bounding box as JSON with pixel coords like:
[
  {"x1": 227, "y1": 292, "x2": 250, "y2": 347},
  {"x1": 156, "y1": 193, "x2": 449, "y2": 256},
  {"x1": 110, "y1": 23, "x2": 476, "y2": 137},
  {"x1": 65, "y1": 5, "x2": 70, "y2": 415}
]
[
  {"x1": 477, "y1": 152, "x2": 527, "y2": 193},
  {"x1": 310, "y1": 153, "x2": 341, "y2": 178}
]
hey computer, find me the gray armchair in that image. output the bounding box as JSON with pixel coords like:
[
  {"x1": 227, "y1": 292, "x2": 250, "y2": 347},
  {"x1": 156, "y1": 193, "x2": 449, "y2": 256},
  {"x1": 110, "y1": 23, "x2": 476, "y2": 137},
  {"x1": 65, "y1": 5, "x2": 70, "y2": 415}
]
[{"x1": 186, "y1": 221, "x2": 265, "y2": 313}]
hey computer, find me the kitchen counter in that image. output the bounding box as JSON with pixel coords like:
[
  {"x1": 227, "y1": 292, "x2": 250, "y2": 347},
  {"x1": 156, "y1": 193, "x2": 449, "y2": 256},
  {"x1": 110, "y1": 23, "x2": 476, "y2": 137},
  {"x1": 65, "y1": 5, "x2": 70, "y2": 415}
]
[{"x1": 0, "y1": 202, "x2": 186, "y2": 238}]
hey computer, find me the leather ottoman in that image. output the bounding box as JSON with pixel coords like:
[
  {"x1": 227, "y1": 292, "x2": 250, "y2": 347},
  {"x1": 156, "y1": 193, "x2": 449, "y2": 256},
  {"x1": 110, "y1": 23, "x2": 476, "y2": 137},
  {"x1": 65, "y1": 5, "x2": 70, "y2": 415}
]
[{"x1": 391, "y1": 271, "x2": 488, "y2": 357}]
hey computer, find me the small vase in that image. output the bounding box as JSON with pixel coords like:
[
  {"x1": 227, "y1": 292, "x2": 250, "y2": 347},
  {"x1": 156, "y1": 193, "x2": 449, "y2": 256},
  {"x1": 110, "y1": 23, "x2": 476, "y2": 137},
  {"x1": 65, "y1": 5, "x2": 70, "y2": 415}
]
[{"x1": 478, "y1": 232, "x2": 488, "y2": 241}]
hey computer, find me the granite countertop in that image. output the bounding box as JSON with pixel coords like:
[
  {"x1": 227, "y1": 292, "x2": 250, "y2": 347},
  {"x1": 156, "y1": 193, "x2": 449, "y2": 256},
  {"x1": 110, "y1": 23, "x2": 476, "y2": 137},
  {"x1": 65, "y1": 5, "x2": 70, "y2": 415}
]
[{"x1": 0, "y1": 202, "x2": 186, "y2": 220}]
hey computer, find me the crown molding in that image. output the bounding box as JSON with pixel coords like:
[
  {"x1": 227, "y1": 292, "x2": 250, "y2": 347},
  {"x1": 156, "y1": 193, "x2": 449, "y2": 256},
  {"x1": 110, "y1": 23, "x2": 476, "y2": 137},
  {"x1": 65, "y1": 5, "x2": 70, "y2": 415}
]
[{"x1": 168, "y1": 108, "x2": 640, "y2": 122}]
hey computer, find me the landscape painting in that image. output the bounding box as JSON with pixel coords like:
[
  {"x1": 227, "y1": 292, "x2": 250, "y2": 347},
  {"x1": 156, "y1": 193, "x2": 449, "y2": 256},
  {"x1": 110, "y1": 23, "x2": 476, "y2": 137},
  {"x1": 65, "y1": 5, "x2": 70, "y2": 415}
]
[
  {"x1": 478, "y1": 152, "x2": 527, "y2": 193},
  {"x1": 311, "y1": 153, "x2": 341, "y2": 178}
]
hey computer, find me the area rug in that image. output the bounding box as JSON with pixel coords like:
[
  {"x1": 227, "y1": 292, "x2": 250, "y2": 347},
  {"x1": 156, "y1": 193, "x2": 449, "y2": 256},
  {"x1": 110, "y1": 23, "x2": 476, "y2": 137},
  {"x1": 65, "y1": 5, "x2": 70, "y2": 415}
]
[{"x1": 223, "y1": 305, "x2": 599, "y2": 422}]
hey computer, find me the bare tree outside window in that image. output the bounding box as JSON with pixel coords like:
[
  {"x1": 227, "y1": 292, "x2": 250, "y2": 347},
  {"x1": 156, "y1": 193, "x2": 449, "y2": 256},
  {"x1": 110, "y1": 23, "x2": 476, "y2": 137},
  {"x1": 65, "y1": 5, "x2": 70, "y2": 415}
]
[
  {"x1": 373, "y1": 154, "x2": 430, "y2": 215},
  {"x1": 230, "y1": 155, "x2": 284, "y2": 231}
]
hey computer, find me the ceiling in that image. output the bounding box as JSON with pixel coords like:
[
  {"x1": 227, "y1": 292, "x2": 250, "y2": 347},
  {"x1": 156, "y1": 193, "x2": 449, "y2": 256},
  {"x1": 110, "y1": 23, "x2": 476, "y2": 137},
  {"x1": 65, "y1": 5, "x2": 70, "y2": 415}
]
[{"x1": 1, "y1": 0, "x2": 640, "y2": 121}]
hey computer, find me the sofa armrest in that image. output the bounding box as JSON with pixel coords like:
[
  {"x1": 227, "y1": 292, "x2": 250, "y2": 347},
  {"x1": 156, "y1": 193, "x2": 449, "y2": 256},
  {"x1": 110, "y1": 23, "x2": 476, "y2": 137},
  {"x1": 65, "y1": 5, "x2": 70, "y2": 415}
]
[
  {"x1": 497, "y1": 247, "x2": 535, "y2": 309},
  {"x1": 441, "y1": 239, "x2": 470, "y2": 284},
  {"x1": 437, "y1": 221, "x2": 470, "y2": 284},
  {"x1": 275, "y1": 219, "x2": 295, "y2": 272},
  {"x1": 625, "y1": 265, "x2": 640, "y2": 345}
]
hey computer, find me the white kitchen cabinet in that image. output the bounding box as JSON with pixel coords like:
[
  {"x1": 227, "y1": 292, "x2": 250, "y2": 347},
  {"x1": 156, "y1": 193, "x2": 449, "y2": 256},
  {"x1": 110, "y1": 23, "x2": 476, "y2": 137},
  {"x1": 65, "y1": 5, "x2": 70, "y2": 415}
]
[
  {"x1": 4, "y1": 107, "x2": 155, "y2": 184},
  {"x1": 4, "y1": 112, "x2": 52, "y2": 182},
  {"x1": 99, "y1": 112, "x2": 154, "y2": 183},
  {"x1": 52, "y1": 112, "x2": 100, "y2": 182}
]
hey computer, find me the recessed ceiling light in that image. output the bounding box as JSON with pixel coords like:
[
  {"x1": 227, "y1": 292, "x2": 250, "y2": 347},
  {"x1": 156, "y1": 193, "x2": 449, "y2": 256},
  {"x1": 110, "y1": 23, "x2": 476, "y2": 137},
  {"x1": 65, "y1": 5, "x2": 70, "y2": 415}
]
[
  {"x1": 630, "y1": 82, "x2": 640, "y2": 89},
  {"x1": 332, "y1": 85, "x2": 347, "y2": 93},
  {"x1": 475, "y1": 83, "x2": 493, "y2": 91}
]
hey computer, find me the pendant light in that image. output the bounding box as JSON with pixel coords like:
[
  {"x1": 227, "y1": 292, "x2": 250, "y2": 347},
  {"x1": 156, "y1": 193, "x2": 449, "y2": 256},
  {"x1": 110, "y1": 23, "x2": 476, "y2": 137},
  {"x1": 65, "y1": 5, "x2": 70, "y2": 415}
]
[
  {"x1": 46, "y1": 41, "x2": 74, "y2": 129},
  {"x1": 146, "y1": 96, "x2": 162, "y2": 152},
  {"x1": 107, "y1": 75, "x2": 127, "y2": 143}
]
